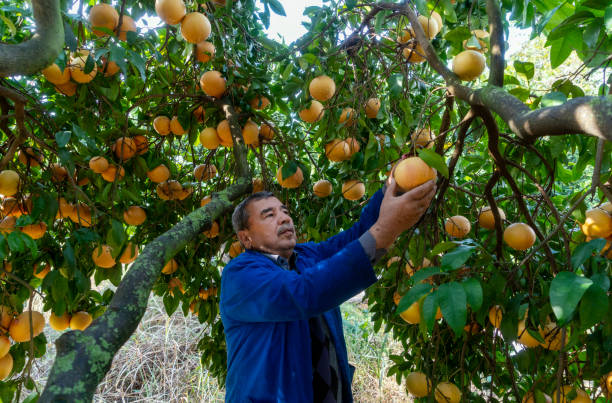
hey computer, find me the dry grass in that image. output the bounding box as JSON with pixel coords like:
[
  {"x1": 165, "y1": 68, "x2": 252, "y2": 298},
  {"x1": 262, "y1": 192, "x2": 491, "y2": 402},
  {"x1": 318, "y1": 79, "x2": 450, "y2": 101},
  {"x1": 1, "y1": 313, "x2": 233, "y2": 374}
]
[{"x1": 28, "y1": 292, "x2": 408, "y2": 402}]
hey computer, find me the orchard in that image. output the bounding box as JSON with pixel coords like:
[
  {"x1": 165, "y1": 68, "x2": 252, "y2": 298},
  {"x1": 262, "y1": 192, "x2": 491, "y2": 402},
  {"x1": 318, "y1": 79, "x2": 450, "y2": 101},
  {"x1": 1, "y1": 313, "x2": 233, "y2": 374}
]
[{"x1": 0, "y1": 0, "x2": 611, "y2": 401}]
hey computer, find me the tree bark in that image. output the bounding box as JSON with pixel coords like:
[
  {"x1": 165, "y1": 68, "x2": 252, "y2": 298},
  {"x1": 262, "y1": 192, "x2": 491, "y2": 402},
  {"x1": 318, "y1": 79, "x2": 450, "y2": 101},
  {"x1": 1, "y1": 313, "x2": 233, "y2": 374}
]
[{"x1": 0, "y1": 0, "x2": 64, "y2": 77}]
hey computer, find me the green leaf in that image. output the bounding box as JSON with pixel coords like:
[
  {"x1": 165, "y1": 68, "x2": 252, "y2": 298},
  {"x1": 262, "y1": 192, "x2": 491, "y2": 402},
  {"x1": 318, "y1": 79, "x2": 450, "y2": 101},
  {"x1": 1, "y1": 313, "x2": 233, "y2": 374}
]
[
  {"x1": 411, "y1": 266, "x2": 445, "y2": 284},
  {"x1": 541, "y1": 92, "x2": 567, "y2": 108},
  {"x1": 441, "y1": 245, "x2": 475, "y2": 270},
  {"x1": 281, "y1": 161, "x2": 298, "y2": 180},
  {"x1": 163, "y1": 293, "x2": 180, "y2": 316},
  {"x1": 22, "y1": 392, "x2": 39, "y2": 403},
  {"x1": 7, "y1": 231, "x2": 25, "y2": 253},
  {"x1": 267, "y1": 0, "x2": 286, "y2": 16},
  {"x1": 281, "y1": 63, "x2": 293, "y2": 81},
  {"x1": 579, "y1": 283, "x2": 608, "y2": 329},
  {"x1": 0, "y1": 236, "x2": 8, "y2": 259},
  {"x1": 549, "y1": 29, "x2": 581, "y2": 69},
  {"x1": 437, "y1": 282, "x2": 467, "y2": 335},
  {"x1": 429, "y1": 241, "x2": 457, "y2": 256},
  {"x1": 582, "y1": 0, "x2": 610, "y2": 9},
  {"x1": 418, "y1": 149, "x2": 448, "y2": 178},
  {"x1": 51, "y1": 274, "x2": 69, "y2": 301},
  {"x1": 421, "y1": 292, "x2": 439, "y2": 332},
  {"x1": 462, "y1": 278, "x2": 483, "y2": 312},
  {"x1": 55, "y1": 131, "x2": 71, "y2": 148},
  {"x1": 605, "y1": 6, "x2": 612, "y2": 32},
  {"x1": 571, "y1": 238, "x2": 606, "y2": 269},
  {"x1": 396, "y1": 283, "x2": 432, "y2": 313},
  {"x1": 63, "y1": 242, "x2": 76, "y2": 270},
  {"x1": 513, "y1": 61, "x2": 535, "y2": 80},
  {"x1": 550, "y1": 271, "x2": 593, "y2": 325}
]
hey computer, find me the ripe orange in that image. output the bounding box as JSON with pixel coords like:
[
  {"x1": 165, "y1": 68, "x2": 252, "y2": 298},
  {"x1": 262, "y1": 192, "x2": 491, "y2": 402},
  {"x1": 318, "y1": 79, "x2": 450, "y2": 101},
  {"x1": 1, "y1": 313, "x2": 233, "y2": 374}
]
[
  {"x1": 133, "y1": 135, "x2": 149, "y2": 155},
  {"x1": 170, "y1": 116, "x2": 186, "y2": 136},
  {"x1": 429, "y1": 11, "x2": 443, "y2": 33},
  {"x1": 417, "y1": 15, "x2": 440, "y2": 39},
  {"x1": 489, "y1": 305, "x2": 502, "y2": 328},
  {"x1": 0, "y1": 170, "x2": 20, "y2": 196},
  {"x1": 200, "y1": 71, "x2": 226, "y2": 98},
  {"x1": 259, "y1": 124, "x2": 275, "y2": 141},
  {"x1": 342, "y1": 180, "x2": 365, "y2": 201},
  {"x1": 101, "y1": 165, "x2": 125, "y2": 182},
  {"x1": 9, "y1": 311, "x2": 45, "y2": 342},
  {"x1": 229, "y1": 241, "x2": 243, "y2": 258},
  {"x1": 155, "y1": 0, "x2": 186, "y2": 25},
  {"x1": 156, "y1": 180, "x2": 182, "y2": 200},
  {"x1": 0, "y1": 335, "x2": 10, "y2": 358},
  {"x1": 55, "y1": 81, "x2": 78, "y2": 96},
  {"x1": 117, "y1": 15, "x2": 137, "y2": 41},
  {"x1": 299, "y1": 100, "x2": 325, "y2": 123},
  {"x1": 162, "y1": 258, "x2": 179, "y2": 275},
  {"x1": 89, "y1": 156, "x2": 109, "y2": 173},
  {"x1": 193, "y1": 105, "x2": 206, "y2": 122},
  {"x1": 203, "y1": 221, "x2": 219, "y2": 238},
  {"x1": 434, "y1": 382, "x2": 461, "y2": 403},
  {"x1": 49, "y1": 312, "x2": 71, "y2": 331},
  {"x1": 411, "y1": 127, "x2": 435, "y2": 149},
  {"x1": 252, "y1": 178, "x2": 265, "y2": 193},
  {"x1": 242, "y1": 120, "x2": 259, "y2": 145},
  {"x1": 123, "y1": 206, "x2": 146, "y2": 225},
  {"x1": 325, "y1": 139, "x2": 350, "y2": 162},
  {"x1": 200, "y1": 195, "x2": 212, "y2": 207},
  {"x1": 313, "y1": 179, "x2": 333, "y2": 198},
  {"x1": 581, "y1": 208, "x2": 612, "y2": 238},
  {"x1": 0, "y1": 353, "x2": 12, "y2": 380},
  {"x1": 168, "y1": 278, "x2": 185, "y2": 296},
  {"x1": 50, "y1": 163, "x2": 68, "y2": 182},
  {"x1": 119, "y1": 242, "x2": 139, "y2": 264},
  {"x1": 92, "y1": 245, "x2": 116, "y2": 268},
  {"x1": 397, "y1": 28, "x2": 414, "y2": 44},
  {"x1": 503, "y1": 223, "x2": 536, "y2": 250},
  {"x1": 194, "y1": 164, "x2": 217, "y2": 181},
  {"x1": 345, "y1": 137, "x2": 360, "y2": 155},
  {"x1": 113, "y1": 137, "x2": 137, "y2": 160},
  {"x1": 21, "y1": 222, "x2": 47, "y2": 239},
  {"x1": 195, "y1": 41, "x2": 215, "y2": 63},
  {"x1": 600, "y1": 201, "x2": 612, "y2": 214},
  {"x1": 539, "y1": 321, "x2": 567, "y2": 351},
  {"x1": 478, "y1": 206, "x2": 506, "y2": 229},
  {"x1": 551, "y1": 386, "x2": 590, "y2": 403},
  {"x1": 309, "y1": 75, "x2": 336, "y2": 101},
  {"x1": 399, "y1": 301, "x2": 421, "y2": 324},
  {"x1": 250, "y1": 95, "x2": 270, "y2": 110},
  {"x1": 364, "y1": 97, "x2": 380, "y2": 118},
  {"x1": 276, "y1": 166, "x2": 304, "y2": 189},
  {"x1": 42, "y1": 63, "x2": 71, "y2": 85},
  {"x1": 18, "y1": 148, "x2": 41, "y2": 167},
  {"x1": 406, "y1": 257, "x2": 431, "y2": 276},
  {"x1": 153, "y1": 116, "x2": 171, "y2": 135},
  {"x1": 181, "y1": 12, "x2": 211, "y2": 44},
  {"x1": 69, "y1": 51, "x2": 97, "y2": 83},
  {"x1": 403, "y1": 43, "x2": 426, "y2": 63},
  {"x1": 70, "y1": 311, "x2": 93, "y2": 331},
  {"x1": 147, "y1": 164, "x2": 170, "y2": 183},
  {"x1": 33, "y1": 262, "x2": 50, "y2": 279},
  {"x1": 199, "y1": 127, "x2": 221, "y2": 149},
  {"x1": 216, "y1": 119, "x2": 233, "y2": 147},
  {"x1": 445, "y1": 215, "x2": 471, "y2": 238},
  {"x1": 517, "y1": 320, "x2": 542, "y2": 348},
  {"x1": 89, "y1": 3, "x2": 119, "y2": 37},
  {"x1": 452, "y1": 50, "x2": 486, "y2": 81},
  {"x1": 0, "y1": 306, "x2": 13, "y2": 331},
  {"x1": 338, "y1": 107, "x2": 357, "y2": 126},
  {"x1": 463, "y1": 29, "x2": 489, "y2": 53},
  {"x1": 405, "y1": 372, "x2": 431, "y2": 397},
  {"x1": 393, "y1": 157, "x2": 436, "y2": 192}
]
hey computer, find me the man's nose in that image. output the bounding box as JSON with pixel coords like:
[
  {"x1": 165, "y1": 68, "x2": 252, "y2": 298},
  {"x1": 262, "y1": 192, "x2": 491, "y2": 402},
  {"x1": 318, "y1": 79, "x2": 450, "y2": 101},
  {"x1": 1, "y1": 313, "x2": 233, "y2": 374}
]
[{"x1": 278, "y1": 211, "x2": 291, "y2": 224}]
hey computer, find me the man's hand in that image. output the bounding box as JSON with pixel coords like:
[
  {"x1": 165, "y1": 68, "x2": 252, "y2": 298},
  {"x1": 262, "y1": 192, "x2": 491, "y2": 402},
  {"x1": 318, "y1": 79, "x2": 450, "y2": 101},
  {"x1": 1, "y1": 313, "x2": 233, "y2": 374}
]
[{"x1": 369, "y1": 177, "x2": 437, "y2": 250}]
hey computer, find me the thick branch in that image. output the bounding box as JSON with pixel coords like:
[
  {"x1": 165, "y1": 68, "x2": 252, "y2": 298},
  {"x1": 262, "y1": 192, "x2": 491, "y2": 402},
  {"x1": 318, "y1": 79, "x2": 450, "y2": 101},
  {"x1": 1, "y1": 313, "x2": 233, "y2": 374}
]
[
  {"x1": 40, "y1": 180, "x2": 251, "y2": 402},
  {"x1": 0, "y1": 0, "x2": 64, "y2": 76},
  {"x1": 486, "y1": 0, "x2": 505, "y2": 87}
]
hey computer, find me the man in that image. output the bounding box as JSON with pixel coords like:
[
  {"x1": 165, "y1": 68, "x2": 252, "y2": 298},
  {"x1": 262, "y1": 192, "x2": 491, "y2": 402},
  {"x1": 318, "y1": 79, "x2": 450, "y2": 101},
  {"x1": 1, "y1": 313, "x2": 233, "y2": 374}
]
[{"x1": 220, "y1": 176, "x2": 436, "y2": 402}]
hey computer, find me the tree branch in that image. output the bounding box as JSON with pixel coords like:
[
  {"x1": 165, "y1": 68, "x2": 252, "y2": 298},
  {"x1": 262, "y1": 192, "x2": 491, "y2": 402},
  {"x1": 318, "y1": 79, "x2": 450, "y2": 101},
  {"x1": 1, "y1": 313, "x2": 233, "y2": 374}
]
[
  {"x1": 0, "y1": 0, "x2": 64, "y2": 76},
  {"x1": 486, "y1": 0, "x2": 505, "y2": 87}
]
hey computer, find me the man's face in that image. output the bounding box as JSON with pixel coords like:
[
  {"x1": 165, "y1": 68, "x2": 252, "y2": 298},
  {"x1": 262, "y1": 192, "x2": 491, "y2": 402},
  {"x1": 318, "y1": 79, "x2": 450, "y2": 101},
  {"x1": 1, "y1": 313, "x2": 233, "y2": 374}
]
[{"x1": 238, "y1": 197, "x2": 296, "y2": 258}]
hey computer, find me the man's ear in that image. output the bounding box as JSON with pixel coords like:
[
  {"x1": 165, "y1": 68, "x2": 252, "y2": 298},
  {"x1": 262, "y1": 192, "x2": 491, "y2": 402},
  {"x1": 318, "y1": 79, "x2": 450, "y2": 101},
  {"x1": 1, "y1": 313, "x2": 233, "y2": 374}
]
[{"x1": 237, "y1": 230, "x2": 250, "y2": 248}]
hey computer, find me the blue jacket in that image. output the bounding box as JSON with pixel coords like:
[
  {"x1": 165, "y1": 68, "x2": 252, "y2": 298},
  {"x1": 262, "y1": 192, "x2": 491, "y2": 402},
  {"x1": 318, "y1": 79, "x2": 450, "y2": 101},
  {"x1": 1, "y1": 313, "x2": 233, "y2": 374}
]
[{"x1": 220, "y1": 189, "x2": 383, "y2": 402}]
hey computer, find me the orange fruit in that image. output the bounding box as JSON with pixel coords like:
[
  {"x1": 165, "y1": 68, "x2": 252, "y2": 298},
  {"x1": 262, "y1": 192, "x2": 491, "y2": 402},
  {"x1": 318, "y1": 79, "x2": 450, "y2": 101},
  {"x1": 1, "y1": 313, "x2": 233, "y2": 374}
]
[
  {"x1": 325, "y1": 139, "x2": 350, "y2": 162},
  {"x1": 259, "y1": 124, "x2": 275, "y2": 141},
  {"x1": 55, "y1": 81, "x2": 78, "y2": 96},
  {"x1": 18, "y1": 148, "x2": 41, "y2": 167},
  {"x1": 252, "y1": 178, "x2": 265, "y2": 193},
  {"x1": 489, "y1": 305, "x2": 502, "y2": 328},
  {"x1": 539, "y1": 321, "x2": 567, "y2": 351},
  {"x1": 21, "y1": 222, "x2": 47, "y2": 239},
  {"x1": 393, "y1": 157, "x2": 436, "y2": 192},
  {"x1": 203, "y1": 221, "x2": 219, "y2": 238},
  {"x1": 364, "y1": 97, "x2": 380, "y2": 118},
  {"x1": 417, "y1": 15, "x2": 440, "y2": 39},
  {"x1": 113, "y1": 137, "x2": 137, "y2": 160},
  {"x1": 117, "y1": 15, "x2": 137, "y2": 41},
  {"x1": 101, "y1": 58, "x2": 120, "y2": 77},
  {"x1": 199, "y1": 70, "x2": 226, "y2": 98},
  {"x1": 70, "y1": 311, "x2": 92, "y2": 331},
  {"x1": 89, "y1": 3, "x2": 119, "y2": 37},
  {"x1": 342, "y1": 180, "x2": 365, "y2": 201},
  {"x1": 155, "y1": 0, "x2": 186, "y2": 25},
  {"x1": 153, "y1": 116, "x2": 171, "y2": 135},
  {"x1": 101, "y1": 165, "x2": 125, "y2": 182},
  {"x1": 581, "y1": 208, "x2": 612, "y2": 238},
  {"x1": 123, "y1": 206, "x2": 146, "y2": 225},
  {"x1": 133, "y1": 135, "x2": 149, "y2": 155},
  {"x1": 199, "y1": 127, "x2": 221, "y2": 149},
  {"x1": 434, "y1": 381, "x2": 461, "y2": 403},
  {"x1": 478, "y1": 206, "x2": 506, "y2": 229},
  {"x1": 42, "y1": 63, "x2": 71, "y2": 85},
  {"x1": 170, "y1": 116, "x2": 186, "y2": 135},
  {"x1": 49, "y1": 312, "x2": 71, "y2": 331},
  {"x1": 50, "y1": 163, "x2": 68, "y2": 182},
  {"x1": 92, "y1": 245, "x2": 116, "y2": 268},
  {"x1": 147, "y1": 164, "x2": 170, "y2": 183},
  {"x1": 309, "y1": 75, "x2": 336, "y2": 101},
  {"x1": 162, "y1": 258, "x2": 179, "y2": 275},
  {"x1": 216, "y1": 119, "x2": 233, "y2": 147},
  {"x1": 313, "y1": 179, "x2": 332, "y2": 197},
  {"x1": 503, "y1": 223, "x2": 536, "y2": 250},
  {"x1": 229, "y1": 241, "x2": 243, "y2": 258},
  {"x1": 403, "y1": 43, "x2": 426, "y2": 63},
  {"x1": 180, "y1": 12, "x2": 211, "y2": 44},
  {"x1": 156, "y1": 180, "x2": 182, "y2": 200},
  {"x1": 522, "y1": 392, "x2": 552, "y2": 403},
  {"x1": 517, "y1": 320, "x2": 542, "y2": 348},
  {"x1": 463, "y1": 29, "x2": 489, "y2": 53},
  {"x1": 193, "y1": 105, "x2": 206, "y2": 122},
  {"x1": 0, "y1": 306, "x2": 13, "y2": 331},
  {"x1": 445, "y1": 215, "x2": 471, "y2": 238},
  {"x1": 0, "y1": 336, "x2": 10, "y2": 358},
  {"x1": 276, "y1": 166, "x2": 304, "y2": 189},
  {"x1": 299, "y1": 100, "x2": 324, "y2": 123},
  {"x1": 0, "y1": 353, "x2": 12, "y2": 380},
  {"x1": 119, "y1": 242, "x2": 139, "y2": 264},
  {"x1": 168, "y1": 278, "x2": 185, "y2": 296},
  {"x1": 397, "y1": 28, "x2": 414, "y2": 44},
  {"x1": 452, "y1": 50, "x2": 486, "y2": 81},
  {"x1": 250, "y1": 95, "x2": 270, "y2": 110},
  {"x1": 9, "y1": 311, "x2": 45, "y2": 342},
  {"x1": 551, "y1": 386, "x2": 590, "y2": 403},
  {"x1": 242, "y1": 120, "x2": 259, "y2": 145},
  {"x1": 405, "y1": 258, "x2": 431, "y2": 276},
  {"x1": 32, "y1": 262, "x2": 50, "y2": 279},
  {"x1": 345, "y1": 137, "x2": 360, "y2": 155},
  {"x1": 600, "y1": 201, "x2": 612, "y2": 214},
  {"x1": 195, "y1": 41, "x2": 215, "y2": 63},
  {"x1": 399, "y1": 301, "x2": 421, "y2": 324},
  {"x1": 200, "y1": 195, "x2": 212, "y2": 207},
  {"x1": 0, "y1": 170, "x2": 20, "y2": 196},
  {"x1": 338, "y1": 107, "x2": 357, "y2": 126},
  {"x1": 411, "y1": 127, "x2": 435, "y2": 149},
  {"x1": 69, "y1": 51, "x2": 97, "y2": 83},
  {"x1": 89, "y1": 156, "x2": 109, "y2": 173},
  {"x1": 405, "y1": 372, "x2": 431, "y2": 397},
  {"x1": 194, "y1": 164, "x2": 217, "y2": 181}
]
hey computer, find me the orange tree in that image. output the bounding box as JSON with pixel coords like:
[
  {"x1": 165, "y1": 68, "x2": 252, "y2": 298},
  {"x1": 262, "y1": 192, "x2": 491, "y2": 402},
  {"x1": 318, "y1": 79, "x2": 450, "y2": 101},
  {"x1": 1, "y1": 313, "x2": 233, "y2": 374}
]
[{"x1": 0, "y1": 0, "x2": 611, "y2": 401}]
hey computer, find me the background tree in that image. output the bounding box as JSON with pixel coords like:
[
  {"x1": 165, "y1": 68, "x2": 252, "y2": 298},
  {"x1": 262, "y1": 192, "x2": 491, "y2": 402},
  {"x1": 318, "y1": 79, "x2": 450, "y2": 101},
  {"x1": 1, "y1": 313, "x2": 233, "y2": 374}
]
[{"x1": 0, "y1": 0, "x2": 611, "y2": 402}]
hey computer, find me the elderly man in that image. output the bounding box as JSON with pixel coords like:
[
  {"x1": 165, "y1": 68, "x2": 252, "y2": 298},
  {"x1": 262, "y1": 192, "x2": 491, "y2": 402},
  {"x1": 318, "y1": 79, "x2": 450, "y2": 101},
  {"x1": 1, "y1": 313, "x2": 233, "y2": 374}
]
[{"x1": 220, "y1": 176, "x2": 436, "y2": 402}]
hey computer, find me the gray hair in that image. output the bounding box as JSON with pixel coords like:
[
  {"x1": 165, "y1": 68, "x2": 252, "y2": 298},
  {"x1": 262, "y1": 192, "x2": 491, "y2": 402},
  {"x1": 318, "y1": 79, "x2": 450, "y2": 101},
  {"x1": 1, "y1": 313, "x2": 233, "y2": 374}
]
[{"x1": 232, "y1": 191, "x2": 276, "y2": 233}]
